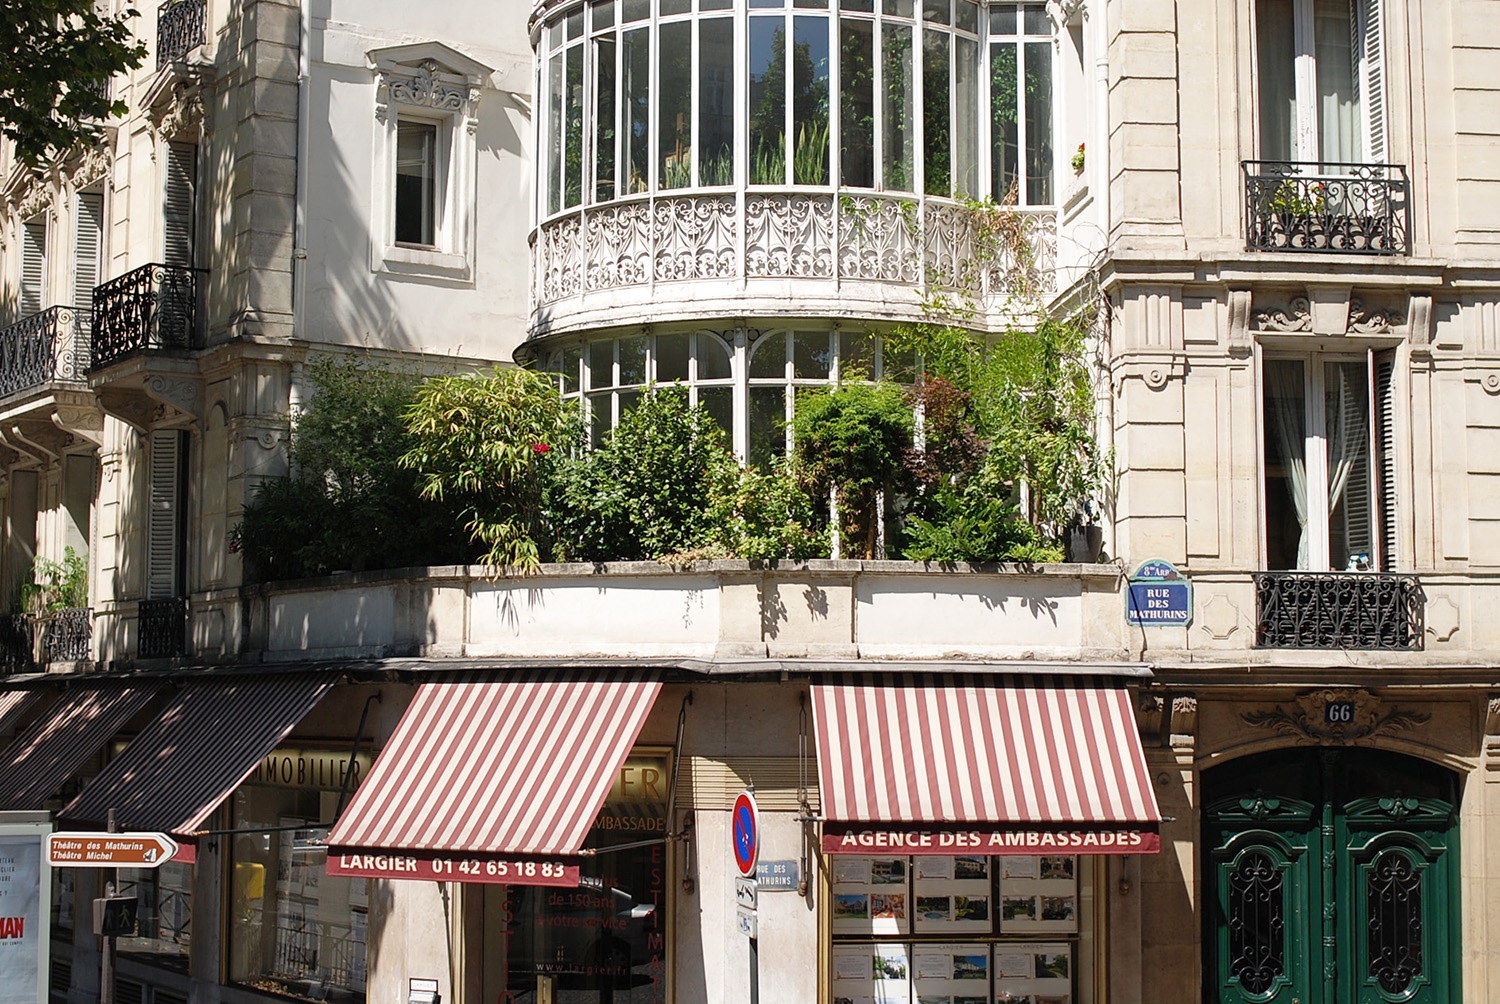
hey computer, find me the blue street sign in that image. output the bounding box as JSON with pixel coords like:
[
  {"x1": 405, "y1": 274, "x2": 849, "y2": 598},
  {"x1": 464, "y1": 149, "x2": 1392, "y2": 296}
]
[{"x1": 1127, "y1": 558, "x2": 1192, "y2": 626}]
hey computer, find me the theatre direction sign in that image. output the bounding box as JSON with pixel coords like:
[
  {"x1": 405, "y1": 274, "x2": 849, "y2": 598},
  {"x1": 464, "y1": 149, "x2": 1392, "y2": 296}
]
[
  {"x1": 1126, "y1": 558, "x2": 1191, "y2": 627},
  {"x1": 46, "y1": 832, "x2": 178, "y2": 868}
]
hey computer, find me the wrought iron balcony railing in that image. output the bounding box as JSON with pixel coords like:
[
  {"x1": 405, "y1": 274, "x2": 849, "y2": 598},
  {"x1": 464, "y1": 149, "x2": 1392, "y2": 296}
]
[
  {"x1": 138, "y1": 596, "x2": 188, "y2": 659},
  {"x1": 0, "y1": 306, "x2": 89, "y2": 398},
  {"x1": 1243, "y1": 161, "x2": 1410, "y2": 255},
  {"x1": 91, "y1": 263, "x2": 205, "y2": 370},
  {"x1": 1255, "y1": 572, "x2": 1423, "y2": 650},
  {"x1": 40, "y1": 607, "x2": 91, "y2": 663},
  {"x1": 156, "y1": 0, "x2": 207, "y2": 69}
]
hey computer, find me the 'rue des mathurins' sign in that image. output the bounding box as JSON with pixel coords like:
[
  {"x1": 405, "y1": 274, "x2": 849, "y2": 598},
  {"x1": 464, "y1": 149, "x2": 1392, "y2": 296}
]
[{"x1": 1126, "y1": 558, "x2": 1191, "y2": 627}]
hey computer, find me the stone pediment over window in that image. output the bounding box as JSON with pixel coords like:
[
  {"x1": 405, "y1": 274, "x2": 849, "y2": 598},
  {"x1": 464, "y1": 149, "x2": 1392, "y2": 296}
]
[{"x1": 368, "y1": 42, "x2": 493, "y2": 129}]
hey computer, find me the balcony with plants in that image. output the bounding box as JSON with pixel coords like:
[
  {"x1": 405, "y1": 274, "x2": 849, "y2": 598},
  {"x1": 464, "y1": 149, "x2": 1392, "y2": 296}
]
[
  {"x1": 530, "y1": 0, "x2": 1059, "y2": 337},
  {"x1": 0, "y1": 548, "x2": 93, "y2": 672},
  {"x1": 1243, "y1": 162, "x2": 1411, "y2": 255}
]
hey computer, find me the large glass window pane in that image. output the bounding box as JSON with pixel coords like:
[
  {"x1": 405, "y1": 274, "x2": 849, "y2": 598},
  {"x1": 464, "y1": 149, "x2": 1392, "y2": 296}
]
[
  {"x1": 1023, "y1": 39, "x2": 1053, "y2": 204},
  {"x1": 659, "y1": 21, "x2": 694, "y2": 189},
  {"x1": 841, "y1": 18, "x2": 876, "y2": 188},
  {"x1": 546, "y1": 52, "x2": 564, "y2": 214},
  {"x1": 657, "y1": 333, "x2": 690, "y2": 383},
  {"x1": 562, "y1": 345, "x2": 582, "y2": 395},
  {"x1": 589, "y1": 340, "x2": 615, "y2": 389},
  {"x1": 698, "y1": 386, "x2": 734, "y2": 441},
  {"x1": 619, "y1": 335, "x2": 648, "y2": 385},
  {"x1": 117, "y1": 863, "x2": 192, "y2": 969},
  {"x1": 840, "y1": 330, "x2": 875, "y2": 378},
  {"x1": 700, "y1": 19, "x2": 736, "y2": 185},
  {"x1": 750, "y1": 332, "x2": 788, "y2": 378},
  {"x1": 749, "y1": 386, "x2": 788, "y2": 469},
  {"x1": 794, "y1": 330, "x2": 832, "y2": 379},
  {"x1": 749, "y1": 17, "x2": 787, "y2": 184},
  {"x1": 1263, "y1": 359, "x2": 1307, "y2": 570},
  {"x1": 923, "y1": 29, "x2": 950, "y2": 195},
  {"x1": 792, "y1": 16, "x2": 830, "y2": 184},
  {"x1": 594, "y1": 36, "x2": 617, "y2": 201},
  {"x1": 922, "y1": 0, "x2": 949, "y2": 25},
  {"x1": 623, "y1": 28, "x2": 651, "y2": 194},
  {"x1": 990, "y1": 41, "x2": 1019, "y2": 201},
  {"x1": 565, "y1": 45, "x2": 584, "y2": 208},
  {"x1": 229, "y1": 788, "x2": 368, "y2": 1004},
  {"x1": 623, "y1": 0, "x2": 649, "y2": 20},
  {"x1": 396, "y1": 119, "x2": 437, "y2": 243},
  {"x1": 883, "y1": 24, "x2": 914, "y2": 191},
  {"x1": 1256, "y1": 0, "x2": 1296, "y2": 162},
  {"x1": 954, "y1": 36, "x2": 979, "y2": 197},
  {"x1": 697, "y1": 334, "x2": 733, "y2": 379},
  {"x1": 589, "y1": 392, "x2": 612, "y2": 446}
]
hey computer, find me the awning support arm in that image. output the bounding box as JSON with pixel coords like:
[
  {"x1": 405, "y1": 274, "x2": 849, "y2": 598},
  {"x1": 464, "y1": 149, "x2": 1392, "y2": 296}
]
[{"x1": 335, "y1": 692, "x2": 381, "y2": 819}]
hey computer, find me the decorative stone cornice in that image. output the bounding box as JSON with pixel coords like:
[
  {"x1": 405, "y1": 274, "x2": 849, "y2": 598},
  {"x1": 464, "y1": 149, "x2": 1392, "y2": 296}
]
[
  {"x1": 1253, "y1": 296, "x2": 1312, "y2": 333},
  {"x1": 1347, "y1": 299, "x2": 1404, "y2": 334},
  {"x1": 1242, "y1": 688, "x2": 1430, "y2": 745}
]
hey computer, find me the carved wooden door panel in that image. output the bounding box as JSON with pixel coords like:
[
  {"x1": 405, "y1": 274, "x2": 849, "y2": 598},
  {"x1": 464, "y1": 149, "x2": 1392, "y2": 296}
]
[{"x1": 1205, "y1": 750, "x2": 1459, "y2": 1004}]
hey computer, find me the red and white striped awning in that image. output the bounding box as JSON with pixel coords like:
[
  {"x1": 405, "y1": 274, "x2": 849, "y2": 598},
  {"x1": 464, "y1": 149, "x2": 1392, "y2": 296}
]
[
  {"x1": 812, "y1": 674, "x2": 1160, "y2": 855},
  {"x1": 327, "y1": 670, "x2": 661, "y2": 886}
]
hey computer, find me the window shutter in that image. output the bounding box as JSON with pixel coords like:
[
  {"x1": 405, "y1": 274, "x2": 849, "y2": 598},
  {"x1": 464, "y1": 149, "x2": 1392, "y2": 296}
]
[
  {"x1": 73, "y1": 193, "x2": 103, "y2": 323},
  {"x1": 163, "y1": 143, "x2": 197, "y2": 268},
  {"x1": 20, "y1": 220, "x2": 46, "y2": 317},
  {"x1": 1374, "y1": 351, "x2": 1398, "y2": 570},
  {"x1": 148, "y1": 429, "x2": 186, "y2": 599},
  {"x1": 1355, "y1": 0, "x2": 1386, "y2": 163}
]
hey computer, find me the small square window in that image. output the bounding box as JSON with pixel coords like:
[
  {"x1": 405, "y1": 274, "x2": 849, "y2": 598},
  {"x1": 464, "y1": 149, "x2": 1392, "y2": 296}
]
[{"x1": 395, "y1": 120, "x2": 439, "y2": 247}]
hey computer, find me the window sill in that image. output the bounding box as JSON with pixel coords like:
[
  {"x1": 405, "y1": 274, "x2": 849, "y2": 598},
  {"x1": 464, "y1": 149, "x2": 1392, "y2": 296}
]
[{"x1": 376, "y1": 243, "x2": 473, "y2": 284}]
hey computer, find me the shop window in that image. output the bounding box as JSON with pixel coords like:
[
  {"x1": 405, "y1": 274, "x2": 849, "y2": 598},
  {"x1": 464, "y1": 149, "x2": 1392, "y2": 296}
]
[
  {"x1": 830, "y1": 853, "x2": 1097, "y2": 1003},
  {"x1": 370, "y1": 43, "x2": 490, "y2": 282},
  {"x1": 1261, "y1": 352, "x2": 1397, "y2": 571},
  {"x1": 1255, "y1": 0, "x2": 1385, "y2": 164},
  {"x1": 486, "y1": 750, "x2": 669, "y2": 1003},
  {"x1": 228, "y1": 778, "x2": 369, "y2": 1002},
  {"x1": 116, "y1": 862, "x2": 193, "y2": 971}
]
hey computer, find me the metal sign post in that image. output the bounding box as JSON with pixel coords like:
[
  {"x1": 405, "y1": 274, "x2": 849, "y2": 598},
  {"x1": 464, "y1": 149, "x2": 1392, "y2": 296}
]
[
  {"x1": 100, "y1": 810, "x2": 117, "y2": 1004},
  {"x1": 732, "y1": 790, "x2": 760, "y2": 1003}
]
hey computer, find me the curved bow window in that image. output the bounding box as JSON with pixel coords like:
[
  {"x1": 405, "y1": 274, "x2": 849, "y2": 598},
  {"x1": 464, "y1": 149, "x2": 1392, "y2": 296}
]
[{"x1": 536, "y1": 0, "x2": 1056, "y2": 216}]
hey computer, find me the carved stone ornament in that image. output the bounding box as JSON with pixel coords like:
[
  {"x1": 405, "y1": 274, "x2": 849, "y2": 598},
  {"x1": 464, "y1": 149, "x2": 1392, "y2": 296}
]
[
  {"x1": 1242, "y1": 688, "x2": 1430, "y2": 745},
  {"x1": 14, "y1": 178, "x2": 53, "y2": 220},
  {"x1": 377, "y1": 59, "x2": 478, "y2": 126},
  {"x1": 1347, "y1": 299, "x2": 1405, "y2": 334},
  {"x1": 66, "y1": 144, "x2": 111, "y2": 190},
  {"x1": 152, "y1": 91, "x2": 205, "y2": 142},
  {"x1": 1253, "y1": 296, "x2": 1313, "y2": 332}
]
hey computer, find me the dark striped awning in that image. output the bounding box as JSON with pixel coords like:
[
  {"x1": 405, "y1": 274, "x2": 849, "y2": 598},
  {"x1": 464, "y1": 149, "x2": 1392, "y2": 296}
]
[
  {"x1": 327, "y1": 670, "x2": 660, "y2": 886},
  {"x1": 0, "y1": 687, "x2": 47, "y2": 737},
  {"x1": 0, "y1": 683, "x2": 161, "y2": 811},
  {"x1": 62, "y1": 674, "x2": 335, "y2": 835}
]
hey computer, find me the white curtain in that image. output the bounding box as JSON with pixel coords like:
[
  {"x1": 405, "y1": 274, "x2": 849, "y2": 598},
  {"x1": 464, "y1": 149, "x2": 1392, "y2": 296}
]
[
  {"x1": 1315, "y1": 0, "x2": 1359, "y2": 164},
  {"x1": 1268, "y1": 361, "x2": 1310, "y2": 569}
]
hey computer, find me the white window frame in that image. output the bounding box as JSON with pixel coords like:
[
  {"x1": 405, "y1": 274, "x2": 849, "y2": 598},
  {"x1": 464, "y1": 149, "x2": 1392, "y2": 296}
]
[
  {"x1": 369, "y1": 43, "x2": 491, "y2": 283},
  {"x1": 1252, "y1": 0, "x2": 1386, "y2": 164}
]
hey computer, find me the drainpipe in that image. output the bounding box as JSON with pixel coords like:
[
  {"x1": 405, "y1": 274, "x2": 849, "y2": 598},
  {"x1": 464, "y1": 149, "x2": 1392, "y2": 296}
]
[{"x1": 292, "y1": 0, "x2": 311, "y2": 346}]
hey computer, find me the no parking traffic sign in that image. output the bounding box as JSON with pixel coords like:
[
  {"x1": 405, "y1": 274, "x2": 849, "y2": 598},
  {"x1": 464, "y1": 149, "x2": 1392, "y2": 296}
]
[{"x1": 732, "y1": 789, "x2": 759, "y2": 877}]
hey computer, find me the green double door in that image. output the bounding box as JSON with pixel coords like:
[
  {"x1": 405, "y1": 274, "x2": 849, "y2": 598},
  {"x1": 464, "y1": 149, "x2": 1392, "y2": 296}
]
[{"x1": 1205, "y1": 749, "x2": 1461, "y2": 1004}]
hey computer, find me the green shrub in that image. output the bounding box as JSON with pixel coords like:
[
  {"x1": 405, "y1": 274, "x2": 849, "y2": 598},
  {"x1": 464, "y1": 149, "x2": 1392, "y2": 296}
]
[
  {"x1": 547, "y1": 389, "x2": 738, "y2": 562},
  {"x1": 237, "y1": 356, "x2": 473, "y2": 581},
  {"x1": 792, "y1": 381, "x2": 913, "y2": 559},
  {"x1": 902, "y1": 469, "x2": 1061, "y2": 563},
  {"x1": 402, "y1": 367, "x2": 579, "y2": 571},
  {"x1": 704, "y1": 459, "x2": 827, "y2": 561}
]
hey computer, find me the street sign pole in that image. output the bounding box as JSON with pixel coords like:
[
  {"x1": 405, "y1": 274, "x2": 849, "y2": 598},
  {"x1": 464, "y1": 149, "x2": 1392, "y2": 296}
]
[
  {"x1": 731, "y1": 789, "x2": 760, "y2": 1004},
  {"x1": 101, "y1": 809, "x2": 116, "y2": 1004}
]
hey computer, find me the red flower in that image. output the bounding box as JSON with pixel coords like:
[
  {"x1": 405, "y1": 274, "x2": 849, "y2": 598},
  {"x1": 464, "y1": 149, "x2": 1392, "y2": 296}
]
[{"x1": 532, "y1": 443, "x2": 551, "y2": 454}]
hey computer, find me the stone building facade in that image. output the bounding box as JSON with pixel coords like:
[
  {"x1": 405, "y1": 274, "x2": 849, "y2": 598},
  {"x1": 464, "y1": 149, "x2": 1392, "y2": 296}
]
[{"x1": 0, "y1": 1, "x2": 1495, "y2": 1004}]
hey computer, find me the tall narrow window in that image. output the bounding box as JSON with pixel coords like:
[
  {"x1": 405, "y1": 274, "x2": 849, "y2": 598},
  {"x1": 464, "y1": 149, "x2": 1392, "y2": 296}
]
[
  {"x1": 20, "y1": 218, "x2": 46, "y2": 317},
  {"x1": 699, "y1": 19, "x2": 735, "y2": 186},
  {"x1": 840, "y1": 17, "x2": 876, "y2": 188},
  {"x1": 658, "y1": 20, "x2": 693, "y2": 189},
  {"x1": 164, "y1": 142, "x2": 197, "y2": 268},
  {"x1": 395, "y1": 120, "x2": 438, "y2": 245},
  {"x1": 592, "y1": 12, "x2": 617, "y2": 201},
  {"x1": 622, "y1": 25, "x2": 651, "y2": 193},
  {"x1": 990, "y1": 4, "x2": 1053, "y2": 205},
  {"x1": 883, "y1": 21, "x2": 914, "y2": 191},
  {"x1": 1262, "y1": 353, "x2": 1393, "y2": 571},
  {"x1": 148, "y1": 429, "x2": 188, "y2": 600},
  {"x1": 73, "y1": 193, "x2": 104, "y2": 321},
  {"x1": 1256, "y1": 0, "x2": 1382, "y2": 164},
  {"x1": 748, "y1": 17, "x2": 786, "y2": 184}
]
